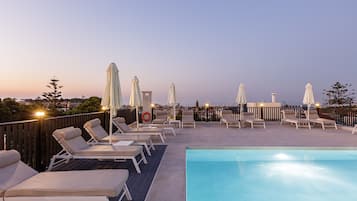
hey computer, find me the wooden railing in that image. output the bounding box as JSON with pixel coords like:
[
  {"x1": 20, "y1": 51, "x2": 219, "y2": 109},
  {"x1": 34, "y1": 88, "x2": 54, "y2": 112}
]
[{"x1": 0, "y1": 109, "x2": 136, "y2": 171}]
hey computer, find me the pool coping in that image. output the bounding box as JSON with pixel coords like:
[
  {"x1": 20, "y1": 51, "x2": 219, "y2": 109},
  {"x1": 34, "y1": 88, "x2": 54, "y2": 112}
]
[{"x1": 186, "y1": 146, "x2": 357, "y2": 150}]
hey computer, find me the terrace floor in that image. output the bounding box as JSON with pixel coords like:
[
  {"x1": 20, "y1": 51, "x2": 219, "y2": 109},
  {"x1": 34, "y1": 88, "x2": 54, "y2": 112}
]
[{"x1": 145, "y1": 122, "x2": 357, "y2": 201}]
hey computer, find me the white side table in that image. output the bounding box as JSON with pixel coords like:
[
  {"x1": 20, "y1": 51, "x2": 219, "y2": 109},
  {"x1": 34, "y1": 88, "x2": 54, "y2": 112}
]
[{"x1": 169, "y1": 120, "x2": 182, "y2": 128}]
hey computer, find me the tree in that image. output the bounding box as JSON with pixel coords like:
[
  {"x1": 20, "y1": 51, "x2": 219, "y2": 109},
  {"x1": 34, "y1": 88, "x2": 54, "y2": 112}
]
[
  {"x1": 0, "y1": 98, "x2": 44, "y2": 122},
  {"x1": 65, "y1": 97, "x2": 101, "y2": 114},
  {"x1": 42, "y1": 77, "x2": 63, "y2": 114},
  {"x1": 323, "y1": 82, "x2": 355, "y2": 106}
]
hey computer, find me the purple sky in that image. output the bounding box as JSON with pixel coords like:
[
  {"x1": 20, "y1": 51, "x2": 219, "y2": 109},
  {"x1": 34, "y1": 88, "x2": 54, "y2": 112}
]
[{"x1": 0, "y1": 0, "x2": 356, "y2": 105}]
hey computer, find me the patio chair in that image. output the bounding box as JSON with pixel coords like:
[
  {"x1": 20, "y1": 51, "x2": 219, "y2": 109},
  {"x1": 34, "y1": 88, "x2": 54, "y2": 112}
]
[
  {"x1": 304, "y1": 110, "x2": 338, "y2": 130},
  {"x1": 220, "y1": 110, "x2": 241, "y2": 128},
  {"x1": 181, "y1": 110, "x2": 196, "y2": 128},
  {"x1": 241, "y1": 112, "x2": 266, "y2": 128},
  {"x1": 152, "y1": 110, "x2": 169, "y2": 124},
  {"x1": 84, "y1": 118, "x2": 155, "y2": 156},
  {"x1": 0, "y1": 150, "x2": 132, "y2": 201},
  {"x1": 48, "y1": 127, "x2": 147, "y2": 174},
  {"x1": 113, "y1": 117, "x2": 167, "y2": 143},
  {"x1": 281, "y1": 110, "x2": 311, "y2": 129},
  {"x1": 353, "y1": 124, "x2": 357, "y2": 134}
]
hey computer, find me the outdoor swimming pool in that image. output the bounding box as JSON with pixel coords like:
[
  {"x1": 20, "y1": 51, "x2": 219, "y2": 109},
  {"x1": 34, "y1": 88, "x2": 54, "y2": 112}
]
[{"x1": 186, "y1": 148, "x2": 357, "y2": 201}]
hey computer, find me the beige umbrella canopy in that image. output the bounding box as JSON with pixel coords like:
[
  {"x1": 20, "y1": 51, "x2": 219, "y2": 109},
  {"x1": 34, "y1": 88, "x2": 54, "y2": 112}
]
[
  {"x1": 101, "y1": 62, "x2": 122, "y2": 143},
  {"x1": 303, "y1": 82, "x2": 315, "y2": 120},
  {"x1": 129, "y1": 76, "x2": 142, "y2": 129},
  {"x1": 236, "y1": 83, "x2": 247, "y2": 120},
  {"x1": 168, "y1": 83, "x2": 177, "y2": 120}
]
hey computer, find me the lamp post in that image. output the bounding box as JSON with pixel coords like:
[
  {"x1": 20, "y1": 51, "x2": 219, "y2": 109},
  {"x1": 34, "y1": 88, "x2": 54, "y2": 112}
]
[
  {"x1": 151, "y1": 103, "x2": 155, "y2": 121},
  {"x1": 259, "y1": 103, "x2": 264, "y2": 119},
  {"x1": 205, "y1": 103, "x2": 209, "y2": 122},
  {"x1": 34, "y1": 110, "x2": 45, "y2": 170},
  {"x1": 315, "y1": 102, "x2": 321, "y2": 115},
  {"x1": 101, "y1": 106, "x2": 110, "y2": 131}
]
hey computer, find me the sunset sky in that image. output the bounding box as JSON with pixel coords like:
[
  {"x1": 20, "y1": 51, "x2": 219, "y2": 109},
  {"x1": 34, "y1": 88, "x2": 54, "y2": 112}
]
[{"x1": 1, "y1": 0, "x2": 356, "y2": 105}]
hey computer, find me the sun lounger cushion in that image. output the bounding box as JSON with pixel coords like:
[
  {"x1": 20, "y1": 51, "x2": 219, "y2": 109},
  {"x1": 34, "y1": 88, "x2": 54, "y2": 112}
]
[
  {"x1": 75, "y1": 145, "x2": 142, "y2": 156},
  {"x1": 5, "y1": 169, "x2": 129, "y2": 197},
  {"x1": 102, "y1": 135, "x2": 151, "y2": 143},
  {"x1": 53, "y1": 127, "x2": 89, "y2": 153},
  {"x1": 0, "y1": 150, "x2": 38, "y2": 197},
  {"x1": 0, "y1": 150, "x2": 20, "y2": 168},
  {"x1": 84, "y1": 118, "x2": 108, "y2": 140}
]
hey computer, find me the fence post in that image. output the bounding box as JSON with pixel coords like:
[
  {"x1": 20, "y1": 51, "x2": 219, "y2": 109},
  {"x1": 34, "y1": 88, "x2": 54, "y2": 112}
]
[
  {"x1": 3, "y1": 134, "x2": 6, "y2": 150},
  {"x1": 37, "y1": 118, "x2": 45, "y2": 171}
]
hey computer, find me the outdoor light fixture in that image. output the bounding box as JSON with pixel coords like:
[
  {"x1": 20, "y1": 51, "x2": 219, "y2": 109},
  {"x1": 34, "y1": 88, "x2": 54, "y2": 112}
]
[
  {"x1": 315, "y1": 103, "x2": 320, "y2": 108},
  {"x1": 101, "y1": 106, "x2": 108, "y2": 111},
  {"x1": 205, "y1": 103, "x2": 210, "y2": 108},
  {"x1": 151, "y1": 103, "x2": 155, "y2": 108},
  {"x1": 34, "y1": 111, "x2": 45, "y2": 118},
  {"x1": 259, "y1": 103, "x2": 264, "y2": 107}
]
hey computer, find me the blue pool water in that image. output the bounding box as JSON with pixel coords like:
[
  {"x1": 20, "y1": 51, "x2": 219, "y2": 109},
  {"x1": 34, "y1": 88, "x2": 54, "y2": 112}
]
[{"x1": 186, "y1": 148, "x2": 357, "y2": 201}]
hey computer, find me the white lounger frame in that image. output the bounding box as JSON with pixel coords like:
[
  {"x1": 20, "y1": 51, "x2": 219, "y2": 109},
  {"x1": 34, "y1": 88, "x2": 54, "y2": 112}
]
[
  {"x1": 309, "y1": 119, "x2": 338, "y2": 130},
  {"x1": 87, "y1": 136, "x2": 155, "y2": 157},
  {"x1": 244, "y1": 119, "x2": 266, "y2": 128},
  {"x1": 281, "y1": 111, "x2": 311, "y2": 129},
  {"x1": 113, "y1": 125, "x2": 166, "y2": 143},
  {"x1": 48, "y1": 135, "x2": 147, "y2": 173}
]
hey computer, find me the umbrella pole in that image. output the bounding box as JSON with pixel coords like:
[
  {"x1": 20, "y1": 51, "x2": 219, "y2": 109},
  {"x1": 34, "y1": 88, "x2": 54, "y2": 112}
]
[
  {"x1": 240, "y1": 104, "x2": 243, "y2": 121},
  {"x1": 173, "y1": 104, "x2": 176, "y2": 120},
  {"x1": 307, "y1": 105, "x2": 310, "y2": 120},
  {"x1": 136, "y1": 105, "x2": 139, "y2": 129},
  {"x1": 109, "y1": 107, "x2": 113, "y2": 144}
]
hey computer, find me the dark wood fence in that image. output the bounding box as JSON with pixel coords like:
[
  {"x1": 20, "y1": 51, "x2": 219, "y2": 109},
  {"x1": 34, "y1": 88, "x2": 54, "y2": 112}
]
[{"x1": 0, "y1": 109, "x2": 136, "y2": 171}]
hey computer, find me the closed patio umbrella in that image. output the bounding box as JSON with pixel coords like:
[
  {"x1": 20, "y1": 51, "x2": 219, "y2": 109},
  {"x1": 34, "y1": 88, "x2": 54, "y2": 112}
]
[
  {"x1": 101, "y1": 62, "x2": 122, "y2": 144},
  {"x1": 303, "y1": 82, "x2": 315, "y2": 120},
  {"x1": 236, "y1": 83, "x2": 247, "y2": 121},
  {"x1": 129, "y1": 76, "x2": 142, "y2": 129},
  {"x1": 168, "y1": 83, "x2": 177, "y2": 120}
]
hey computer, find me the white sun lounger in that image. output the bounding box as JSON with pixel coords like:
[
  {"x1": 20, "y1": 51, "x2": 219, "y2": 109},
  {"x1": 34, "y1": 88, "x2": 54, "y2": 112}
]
[
  {"x1": 0, "y1": 150, "x2": 132, "y2": 201},
  {"x1": 112, "y1": 117, "x2": 167, "y2": 143},
  {"x1": 84, "y1": 118, "x2": 155, "y2": 156},
  {"x1": 281, "y1": 110, "x2": 311, "y2": 129},
  {"x1": 48, "y1": 127, "x2": 147, "y2": 174},
  {"x1": 181, "y1": 110, "x2": 196, "y2": 128},
  {"x1": 353, "y1": 124, "x2": 357, "y2": 134},
  {"x1": 220, "y1": 110, "x2": 241, "y2": 128},
  {"x1": 305, "y1": 110, "x2": 338, "y2": 130},
  {"x1": 241, "y1": 112, "x2": 266, "y2": 128}
]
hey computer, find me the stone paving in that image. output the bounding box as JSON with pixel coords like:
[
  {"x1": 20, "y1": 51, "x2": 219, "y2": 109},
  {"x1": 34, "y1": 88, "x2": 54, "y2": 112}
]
[{"x1": 145, "y1": 122, "x2": 357, "y2": 201}]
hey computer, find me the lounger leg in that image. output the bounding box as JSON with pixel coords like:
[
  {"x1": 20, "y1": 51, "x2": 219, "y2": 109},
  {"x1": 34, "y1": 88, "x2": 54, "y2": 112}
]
[
  {"x1": 335, "y1": 123, "x2": 338, "y2": 130},
  {"x1": 48, "y1": 157, "x2": 56, "y2": 171},
  {"x1": 141, "y1": 150, "x2": 148, "y2": 164},
  {"x1": 159, "y1": 134, "x2": 165, "y2": 143},
  {"x1": 250, "y1": 122, "x2": 253, "y2": 128},
  {"x1": 132, "y1": 158, "x2": 141, "y2": 174},
  {"x1": 171, "y1": 128, "x2": 176, "y2": 136},
  {"x1": 149, "y1": 139, "x2": 156, "y2": 150},
  {"x1": 322, "y1": 123, "x2": 325, "y2": 130},
  {"x1": 143, "y1": 143, "x2": 151, "y2": 156},
  {"x1": 308, "y1": 122, "x2": 311, "y2": 130},
  {"x1": 263, "y1": 122, "x2": 266, "y2": 129},
  {"x1": 295, "y1": 123, "x2": 298, "y2": 129},
  {"x1": 124, "y1": 183, "x2": 133, "y2": 200}
]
